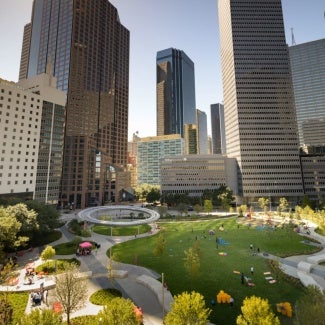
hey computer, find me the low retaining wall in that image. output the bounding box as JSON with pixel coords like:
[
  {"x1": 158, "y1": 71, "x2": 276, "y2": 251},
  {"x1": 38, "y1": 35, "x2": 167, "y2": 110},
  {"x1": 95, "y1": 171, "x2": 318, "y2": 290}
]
[{"x1": 136, "y1": 274, "x2": 174, "y2": 312}]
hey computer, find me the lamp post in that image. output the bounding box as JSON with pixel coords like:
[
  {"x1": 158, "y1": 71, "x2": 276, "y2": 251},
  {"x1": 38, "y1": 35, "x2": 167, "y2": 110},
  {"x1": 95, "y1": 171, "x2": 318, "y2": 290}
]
[{"x1": 162, "y1": 272, "x2": 165, "y2": 320}]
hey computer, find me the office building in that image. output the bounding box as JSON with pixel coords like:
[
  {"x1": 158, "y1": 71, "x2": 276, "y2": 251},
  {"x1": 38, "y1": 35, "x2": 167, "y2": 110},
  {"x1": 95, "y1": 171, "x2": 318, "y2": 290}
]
[
  {"x1": 218, "y1": 0, "x2": 303, "y2": 202},
  {"x1": 0, "y1": 68, "x2": 66, "y2": 204},
  {"x1": 210, "y1": 103, "x2": 226, "y2": 155},
  {"x1": 184, "y1": 124, "x2": 198, "y2": 154},
  {"x1": 196, "y1": 109, "x2": 209, "y2": 155},
  {"x1": 137, "y1": 135, "x2": 185, "y2": 186},
  {"x1": 160, "y1": 154, "x2": 238, "y2": 197},
  {"x1": 20, "y1": 0, "x2": 130, "y2": 208},
  {"x1": 156, "y1": 48, "x2": 196, "y2": 137},
  {"x1": 300, "y1": 154, "x2": 325, "y2": 204},
  {"x1": 289, "y1": 39, "x2": 325, "y2": 149}
]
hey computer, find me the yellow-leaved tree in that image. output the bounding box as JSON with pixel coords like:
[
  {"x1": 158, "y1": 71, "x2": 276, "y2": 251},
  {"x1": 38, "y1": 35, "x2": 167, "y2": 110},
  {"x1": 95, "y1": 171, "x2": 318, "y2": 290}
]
[{"x1": 237, "y1": 295, "x2": 280, "y2": 325}]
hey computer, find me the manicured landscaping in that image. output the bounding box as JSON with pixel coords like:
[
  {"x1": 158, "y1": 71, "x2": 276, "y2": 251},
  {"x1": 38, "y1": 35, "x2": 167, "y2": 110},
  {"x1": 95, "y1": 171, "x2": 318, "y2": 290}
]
[
  {"x1": 89, "y1": 288, "x2": 122, "y2": 305},
  {"x1": 35, "y1": 258, "x2": 81, "y2": 274},
  {"x1": 112, "y1": 217, "x2": 320, "y2": 324},
  {"x1": 92, "y1": 224, "x2": 151, "y2": 236}
]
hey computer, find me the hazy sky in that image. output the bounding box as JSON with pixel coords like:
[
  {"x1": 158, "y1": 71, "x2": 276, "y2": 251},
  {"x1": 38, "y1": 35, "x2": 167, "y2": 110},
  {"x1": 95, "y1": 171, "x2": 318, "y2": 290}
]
[{"x1": 0, "y1": 0, "x2": 324, "y2": 140}]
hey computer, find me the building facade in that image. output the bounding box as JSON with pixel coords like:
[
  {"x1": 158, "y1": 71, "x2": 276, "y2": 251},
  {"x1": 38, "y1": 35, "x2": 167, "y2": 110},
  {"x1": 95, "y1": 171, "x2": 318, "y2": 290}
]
[
  {"x1": 137, "y1": 134, "x2": 185, "y2": 186},
  {"x1": 0, "y1": 70, "x2": 66, "y2": 205},
  {"x1": 156, "y1": 48, "x2": 196, "y2": 137},
  {"x1": 184, "y1": 124, "x2": 198, "y2": 155},
  {"x1": 20, "y1": 0, "x2": 130, "y2": 208},
  {"x1": 300, "y1": 154, "x2": 325, "y2": 204},
  {"x1": 218, "y1": 0, "x2": 303, "y2": 202},
  {"x1": 196, "y1": 109, "x2": 209, "y2": 155},
  {"x1": 160, "y1": 154, "x2": 238, "y2": 197},
  {"x1": 210, "y1": 103, "x2": 226, "y2": 155},
  {"x1": 289, "y1": 39, "x2": 325, "y2": 149}
]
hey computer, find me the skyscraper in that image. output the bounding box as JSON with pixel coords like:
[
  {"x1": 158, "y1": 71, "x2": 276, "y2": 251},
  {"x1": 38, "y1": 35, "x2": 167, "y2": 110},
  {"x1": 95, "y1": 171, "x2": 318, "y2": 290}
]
[
  {"x1": 218, "y1": 0, "x2": 303, "y2": 202},
  {"x1": 289, "y1": 39, "x2": 325, "y2": 151},
  {"x1": 20, "y1": 0, "x2": 130, "y2": 208},
  {"x1": 196, "y1": 109, "x2": 208, "y2": 155},
  {"x1": 156, "y1": 48, "x2": 196, "y2": 137},
  {"x1": 210, "y1": 103, "x2": 226, "y2": 155}
]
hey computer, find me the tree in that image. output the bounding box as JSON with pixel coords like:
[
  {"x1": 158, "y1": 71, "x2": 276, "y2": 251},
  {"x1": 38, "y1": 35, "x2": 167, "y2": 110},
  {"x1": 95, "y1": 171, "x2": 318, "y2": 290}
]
[
  {"x1": 0, "y1": 207, "x2": 28, "y2": 251},
  {"x1": 146, "y1": 187, "x2": 161, "y2": 203},
  {"x1": 237, "y1": 204, "x2": 248, "y2": 217},
  {"x1": 203, "y1": 200, "x2": 213, "y2": 214},
  {"x1": 16, "y1": 308, "x2": 62, "y2": 325},
  {"x1": 6, "y1": 203, "x2": 39, "y2": 236},
  {"x1": 176, "y1": 203, "x2": 188, "y2": 215},
  {"x1": 184, "y1": 248, "x2": 200, "y2": 283},
  {"x1": 164, "y1": 291, "x2": 211, "y2": 325},
  {"x1": 258, "y1": 197, "x2": 270, "y2": 213},
  {"x1": 278, "y1": 197, "x2": 289, "y2": 216},
  {"x1": 55, "y1": 263, "x2": 88, "y2": 325},
  {"x1": 236, "y1": 295, "x2": 280, "y2": 325},
  {"x1": 294, "y1": 286, "x2": 325, "y2": 325},
  {"x1": 96, "y1": 297, "x2": 141, "y2": 325},
  {"x1": 153, "y1": 233, "x2": 166, "y2": 256},
  {"x1": 41, "y1": 246, "x2": 56, "y2": 268},
  {"x1": 193, "y1": 204, "x2": 202, "y2": 214}
]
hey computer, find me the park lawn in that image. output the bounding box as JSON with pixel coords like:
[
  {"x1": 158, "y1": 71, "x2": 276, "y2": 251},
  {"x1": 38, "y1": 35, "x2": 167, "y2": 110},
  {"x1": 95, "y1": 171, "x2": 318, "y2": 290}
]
[
  {"x1": 112, "y1": 217, "x2": 319, "y2": 325},
  {"x1": 92, "y1": 224, "x2": 151, "y2": 236}
]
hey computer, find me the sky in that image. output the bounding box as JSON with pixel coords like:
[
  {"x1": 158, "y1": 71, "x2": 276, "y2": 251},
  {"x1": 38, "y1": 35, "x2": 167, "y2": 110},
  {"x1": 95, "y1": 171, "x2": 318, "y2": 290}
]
[{"x1": 0, "y1": 1, "x2": 324, "y2": 140}]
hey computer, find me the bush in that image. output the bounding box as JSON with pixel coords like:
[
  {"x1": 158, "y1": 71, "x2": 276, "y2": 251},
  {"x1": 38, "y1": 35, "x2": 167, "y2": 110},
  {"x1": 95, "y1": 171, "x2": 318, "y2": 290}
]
[
  {"x1": 89, "y1": 289, "x2": 122, "y2": 305},
  {"x1": 35, "y1": 258, "x2": 80, "y2": 274}
]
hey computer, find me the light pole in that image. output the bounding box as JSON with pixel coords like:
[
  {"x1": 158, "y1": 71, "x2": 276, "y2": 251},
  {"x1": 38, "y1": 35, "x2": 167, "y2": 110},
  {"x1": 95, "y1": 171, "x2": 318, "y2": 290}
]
[{"x1": 162, "y1": 272, "x2": 165, "y2": 320}]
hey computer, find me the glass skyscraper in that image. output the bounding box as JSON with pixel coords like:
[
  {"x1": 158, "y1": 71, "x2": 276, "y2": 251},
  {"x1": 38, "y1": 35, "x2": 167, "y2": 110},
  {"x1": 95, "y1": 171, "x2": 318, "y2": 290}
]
[
  {"x1": 289, "y1": 39, "x2": 325, "y2": 150},
  {"x1": 20, "y1": 0, "x2": 130, "y2": 208},
  {"x1": 210, "y1": 103, "x2": 226, "y2": 155},
  {"x1": 218, "y1": 0, "x2": 303, "y2": 202},
  {"x1": 156, "y1": 48, "x2": 196, "y2": 137}
]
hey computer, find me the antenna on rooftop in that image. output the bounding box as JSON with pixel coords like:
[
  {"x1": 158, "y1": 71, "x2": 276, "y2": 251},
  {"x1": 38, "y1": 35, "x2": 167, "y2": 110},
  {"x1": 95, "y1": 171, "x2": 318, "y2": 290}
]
[{"x1": 291, "y1": 28, "x2": 296, "y2": 46}]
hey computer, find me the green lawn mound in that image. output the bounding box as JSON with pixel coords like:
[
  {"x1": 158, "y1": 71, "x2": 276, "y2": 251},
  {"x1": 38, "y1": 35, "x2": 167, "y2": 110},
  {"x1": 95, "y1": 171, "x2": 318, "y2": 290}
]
[
  {"x1": 89, "y1": 288, "x2": 122, "y2": 305},
  {"x1": 112, "y1": 217, "x2": 320, "y2": 325}
]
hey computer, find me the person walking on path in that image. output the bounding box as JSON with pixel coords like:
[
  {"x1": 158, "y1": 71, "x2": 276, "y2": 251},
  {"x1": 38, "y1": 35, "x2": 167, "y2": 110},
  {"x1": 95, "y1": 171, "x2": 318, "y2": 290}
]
[
  {"x1": 250, "y1": 266, "x2": 254, "y2": 275},
  {"x1": 241, "y1": 272, "x2": 245, "y2": 284}
]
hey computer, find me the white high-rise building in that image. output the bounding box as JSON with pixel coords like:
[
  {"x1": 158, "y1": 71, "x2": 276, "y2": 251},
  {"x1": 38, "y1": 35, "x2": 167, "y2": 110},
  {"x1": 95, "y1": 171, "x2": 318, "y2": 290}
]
[{"x1": 218, "y1": 0, "x2": 303, "y2": 202}]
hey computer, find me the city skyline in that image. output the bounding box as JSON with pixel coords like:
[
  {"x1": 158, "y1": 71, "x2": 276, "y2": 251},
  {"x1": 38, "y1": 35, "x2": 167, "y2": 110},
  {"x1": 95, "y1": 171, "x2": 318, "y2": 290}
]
[{"x1": 0, "y1": 0, "x2": 324, "y2": 140}]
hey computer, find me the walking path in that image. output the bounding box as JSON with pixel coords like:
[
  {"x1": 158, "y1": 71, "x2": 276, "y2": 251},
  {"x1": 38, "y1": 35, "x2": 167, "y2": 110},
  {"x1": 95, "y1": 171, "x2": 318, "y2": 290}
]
[{"x1": 1, "y1": 210, "x2": 325, "y2": 324}]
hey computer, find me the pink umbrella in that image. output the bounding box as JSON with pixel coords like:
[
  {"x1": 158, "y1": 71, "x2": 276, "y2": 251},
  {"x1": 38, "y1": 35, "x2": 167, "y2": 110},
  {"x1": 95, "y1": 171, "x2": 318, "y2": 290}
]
[{"x1": 79, "y1": 242, "x2": 92, "y2": 248}]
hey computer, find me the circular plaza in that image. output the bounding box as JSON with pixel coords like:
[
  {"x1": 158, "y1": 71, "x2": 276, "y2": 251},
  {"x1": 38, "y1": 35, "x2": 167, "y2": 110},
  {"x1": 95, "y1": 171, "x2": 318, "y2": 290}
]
[{"x1": 77, "y1": 205, "x2": 160, "y2": 226}]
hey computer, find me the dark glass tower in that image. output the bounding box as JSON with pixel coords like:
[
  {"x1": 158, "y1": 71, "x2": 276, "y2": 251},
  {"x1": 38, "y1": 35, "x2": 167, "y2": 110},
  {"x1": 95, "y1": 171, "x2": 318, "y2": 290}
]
[
  {"x1": 156, "y1": 48, "x2": 196, "y2": 137},
  {"x1": 21, "y1": 0, "x2": 130, "y2": 208}
]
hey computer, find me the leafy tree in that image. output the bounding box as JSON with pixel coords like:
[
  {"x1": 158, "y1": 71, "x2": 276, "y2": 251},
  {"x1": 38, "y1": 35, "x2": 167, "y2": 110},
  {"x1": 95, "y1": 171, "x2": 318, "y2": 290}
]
[
  {"x1": 258, "y1": 197, "x2": 270, "y2": 213},
  {"x1": 294, "y1": 286, "x2": 325, "y2": 325},
  {"x1": 193, "y1": 204, "x2": 202, "y2": 214},
  {"x1": 164, "y1": 291, "x2": 211, "y2": 325},
  {"x1": 16, "y1": 308, "x2": 62, "y2": 325},
  {"x1": 192, "y1": 240, "x2": 203, "y2": 259},
  {"x1": 25, "y1": 200, "x2": 61, "y2": 232},
  {"x1": 146, "y1": 187, "x2": 161, "y2": 203},
  {"x1": 216, "y1": 185, "x2": 234, "y2": 207},
  {"x1": 301, "y1": 195, "x2": 312, "y2": 208},
  {"x1": 55, "y1": 263, "x2": 88, "y2": 325},
  {"x1": 203, "y1": 200, "x2": 213, "y2": 214},
  {"x1": 153, "y1": 234, "x2": 166, "y2": 256},
  {"x1": 184, "y1": 248, "x2": 200, "y2": 282},
  {"x1": 41, "y1": 246, "x2": 56, "y2": 268},
  {"x1": 135, "y1": 184, "x2": 160, "y2": 202},
  {"x1": 96, "y1": 297, "x2": 141, "y2": 325},
  {"x1": 278, "y1": 197, "x2": 289, "y2": 216},
  {"x1": 6, "y1": 203, "x2": 39, "y2": 235},
  {"x1": 236, "y1": 295, "x2": 280, "y2": 325},
  {"x1": 0, "y1": 293, "x2": 13, "y2": 325},
  {"x1": 237, "y1": 204, "x2": 248, "y2": 217},
  {"x1": 0, "y1": 207, "x2": 28, "y2": 251}
]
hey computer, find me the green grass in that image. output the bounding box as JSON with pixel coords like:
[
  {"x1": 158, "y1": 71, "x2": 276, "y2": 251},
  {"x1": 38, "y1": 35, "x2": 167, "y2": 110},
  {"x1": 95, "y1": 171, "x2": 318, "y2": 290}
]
[
  {"x1": 35, "y1": 258, "x2": 81, "y2": 274},
  {"x1": 92, "y1": 224, "x2": 151, "y2": 236},
  {"x1": 112, "y1": 217, "x2": 320, "y2": 324},
  {"x1": 89, "y1": 288, "x2": 122, "y2": 305}
]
